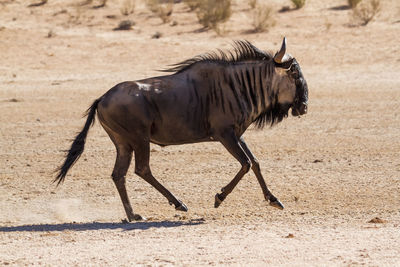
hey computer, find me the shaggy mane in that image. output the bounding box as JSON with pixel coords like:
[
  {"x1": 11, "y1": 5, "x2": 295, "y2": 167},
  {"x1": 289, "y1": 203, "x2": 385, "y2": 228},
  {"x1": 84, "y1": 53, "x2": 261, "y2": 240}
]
[
  {"x1": 253, "y1": 102, "x2": 290, "y2": 129},
  {"x1": 161, "y1": 40, "x2": 273, "y2": 73},
  {"x1": 161, "y1": 40, "x2": 287, "y2": 129}
]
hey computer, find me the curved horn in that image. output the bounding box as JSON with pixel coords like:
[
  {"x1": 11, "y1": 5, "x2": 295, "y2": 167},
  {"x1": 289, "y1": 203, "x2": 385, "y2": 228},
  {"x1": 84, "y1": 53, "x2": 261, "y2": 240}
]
[{"x1": 274, "y1": 37, "x2": 287, "y2": 63}]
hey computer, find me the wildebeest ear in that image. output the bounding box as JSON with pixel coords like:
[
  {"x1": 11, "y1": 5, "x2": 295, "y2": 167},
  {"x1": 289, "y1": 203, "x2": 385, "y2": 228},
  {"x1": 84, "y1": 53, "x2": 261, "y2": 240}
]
[
  {"x1": 274, "y1": 58, "x2": 294, "y2": 70},
  {"x1": 274, "y1": 37, "x2": 287, "y2": 63}
]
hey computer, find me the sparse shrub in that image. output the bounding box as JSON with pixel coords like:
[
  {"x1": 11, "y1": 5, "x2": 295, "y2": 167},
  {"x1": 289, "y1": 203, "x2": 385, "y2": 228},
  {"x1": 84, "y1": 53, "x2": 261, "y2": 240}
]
[
  {"x1": 113, "y1": 20, "x2": 135, "y2": 30},
  {"x1": 291, "y1": 0, "x2": 305, "y2": 9},
  {"x1": 120, "y1": 0, "x2": 135, "y2": 16},
  {"x1": 348, "y1": 0, "x2": 362, "y2": 8},
  {"x1": 184, "y1": 0, "x2": 200, "y2": 11},
  {"x1": 278, "y1": 5, "x2": 291, "y2": 13},
  {"x1": 158, "y1": 4, "x2": 173, "y2": 23},
  {"x1": 248, "y1": 0, "x2": 257, "y2": 9},
  {"x1": 196, "y1": 0, "x2": 232, "y2": 33},
  {"x1": 146, "y1": 0, "x2": 174, "y2": 23},
  {"x1": 352, "y1": 0, "x2": 381, "y2": 26},
  {"x1": 252, "y1": 4, "x2": 275, "y2": 32},
  {"x1": 146, "y1": 0, "x2": 159, "y2": 13}
]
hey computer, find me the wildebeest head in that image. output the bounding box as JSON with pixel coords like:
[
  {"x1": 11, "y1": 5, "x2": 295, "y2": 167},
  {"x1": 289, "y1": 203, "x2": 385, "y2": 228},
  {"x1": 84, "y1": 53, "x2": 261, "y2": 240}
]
[{"x1": 272, "y1": 38, "x2": 308, "y2": 117}]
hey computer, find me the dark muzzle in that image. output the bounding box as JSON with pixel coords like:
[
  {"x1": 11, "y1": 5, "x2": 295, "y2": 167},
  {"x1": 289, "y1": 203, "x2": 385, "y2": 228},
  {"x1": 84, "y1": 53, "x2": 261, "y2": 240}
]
[
  {"x1": 292, "y1": 75, "x2": 308, "y2": 116},
  {"x1": 292, "y1": 102, "x2": 307, "y2": 116}
]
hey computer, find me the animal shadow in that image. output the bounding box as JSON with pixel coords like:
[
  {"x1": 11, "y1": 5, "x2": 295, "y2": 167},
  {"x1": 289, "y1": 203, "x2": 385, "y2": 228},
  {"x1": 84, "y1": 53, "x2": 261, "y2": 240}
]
[{"x1": 0, "y1": 219, "x2": 205, "y2": 232}]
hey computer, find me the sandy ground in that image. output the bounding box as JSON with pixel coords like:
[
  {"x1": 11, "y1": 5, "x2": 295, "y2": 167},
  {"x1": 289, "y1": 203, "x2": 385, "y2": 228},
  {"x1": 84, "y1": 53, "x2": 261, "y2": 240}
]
[{"x1": 0, "y1": 0, "x2": 400, "y2": 265}]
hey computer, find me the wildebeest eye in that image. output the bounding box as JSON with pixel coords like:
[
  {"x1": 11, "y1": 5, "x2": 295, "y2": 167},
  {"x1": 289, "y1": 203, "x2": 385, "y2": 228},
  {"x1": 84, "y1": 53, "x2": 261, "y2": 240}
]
[
  {"x1": 289, "y1": 64, "x2": 300, "y2": 78},
  {"x1": 287, "y1": 70, "x2": 299, "y2": 80}
]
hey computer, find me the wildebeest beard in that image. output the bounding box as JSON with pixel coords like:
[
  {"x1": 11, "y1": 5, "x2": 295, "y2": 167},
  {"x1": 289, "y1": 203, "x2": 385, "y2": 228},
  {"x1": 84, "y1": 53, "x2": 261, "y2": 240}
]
[{"x1": 253, "y1": 102, "x2": 291, "y2": 129}]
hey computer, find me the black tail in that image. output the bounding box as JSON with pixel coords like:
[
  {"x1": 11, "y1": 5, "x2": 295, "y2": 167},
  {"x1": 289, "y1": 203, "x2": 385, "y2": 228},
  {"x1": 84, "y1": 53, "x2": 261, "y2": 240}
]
[{"x1": 54, "y1": 98, "x2": 101, "y2": 185}]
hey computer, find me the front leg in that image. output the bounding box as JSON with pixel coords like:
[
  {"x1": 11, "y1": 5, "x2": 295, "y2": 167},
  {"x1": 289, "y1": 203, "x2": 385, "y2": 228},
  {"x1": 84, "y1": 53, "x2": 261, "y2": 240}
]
[
  {"x1": 239, "y1": 137, "x2": 284, "y2": 209},
  {"x1": 214, "y1": 129, "x2": 251, "y2": 208}
]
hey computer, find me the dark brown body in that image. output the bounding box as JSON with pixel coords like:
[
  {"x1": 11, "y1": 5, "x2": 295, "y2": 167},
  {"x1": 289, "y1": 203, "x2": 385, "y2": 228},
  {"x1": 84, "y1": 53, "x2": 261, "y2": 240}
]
[{"x1": 56, "y1": 39, "x2": 308, "y2": 221}]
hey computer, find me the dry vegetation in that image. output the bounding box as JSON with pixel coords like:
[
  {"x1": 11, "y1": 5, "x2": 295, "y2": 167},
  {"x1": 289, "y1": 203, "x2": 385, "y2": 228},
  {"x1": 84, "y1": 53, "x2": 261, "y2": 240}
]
[
  {"x1": 21, "y1": 0, "x2": 385, "y2": 35},
  {"x1": 251, "y1": 4, "x2": 275, "y2": 33},
  {"x1": 183, "y1": 0, "x2": 200, "y2": 11},
  {"x1": 351, "y1": 0, "x2": 381, "y2": 25},
  {"x1": 195, "y1": 0, "x2": 232, "y2": 34},
  {"x1": 248, "y1": 0, "x2": 257, "y2": 10},
  {"x1": 348, "y1": 0, "x2": 362, "y2": 8},
  {"x1": 113, "y1": 19, "x2": 134, "y2": 30},
  {"x1": 120, "y1": 0, "x2": 135, "y2": 16},
  {"x1": 291, "y1": 0, "x2": 305, "y2": 9},
  {"x1": 145, "y1": 0, "x2": 174, "y2": 23}
]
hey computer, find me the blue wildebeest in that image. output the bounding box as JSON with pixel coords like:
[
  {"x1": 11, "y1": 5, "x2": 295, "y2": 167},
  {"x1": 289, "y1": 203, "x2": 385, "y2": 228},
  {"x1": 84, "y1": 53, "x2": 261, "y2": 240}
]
[{"x1": 56, "y1": 38, "x2": 308, "y2": 221}]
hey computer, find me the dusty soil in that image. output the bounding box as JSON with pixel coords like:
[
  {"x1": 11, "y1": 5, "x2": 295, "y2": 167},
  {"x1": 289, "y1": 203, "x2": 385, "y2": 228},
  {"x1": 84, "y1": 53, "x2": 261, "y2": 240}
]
[{"x1": 1, "y1": 0, "x2": 400, "y2": 265}]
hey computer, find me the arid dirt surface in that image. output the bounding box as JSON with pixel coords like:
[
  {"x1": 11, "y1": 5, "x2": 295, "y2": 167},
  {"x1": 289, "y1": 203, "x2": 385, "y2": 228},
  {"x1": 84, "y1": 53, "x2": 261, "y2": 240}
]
[{"x1": 1, "y1": 0, "x2": 400, "y2": 265}]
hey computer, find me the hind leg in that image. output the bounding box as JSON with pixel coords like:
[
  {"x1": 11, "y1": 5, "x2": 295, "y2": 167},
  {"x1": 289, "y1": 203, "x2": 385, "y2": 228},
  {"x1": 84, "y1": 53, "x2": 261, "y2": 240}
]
[
  {"x1": 101, "y1": 120, "x2": 143, "y2": 221},
  {"x1": 133, "y1": 140, "x2": 187, "y2": 212},
  {"x1": 112, "y1": 145, "x2": 144, "y2": 221}
]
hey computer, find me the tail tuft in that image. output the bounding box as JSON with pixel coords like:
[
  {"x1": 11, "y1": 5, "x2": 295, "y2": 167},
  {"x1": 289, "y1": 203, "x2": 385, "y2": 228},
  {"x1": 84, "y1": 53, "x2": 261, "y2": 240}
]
[{"x1": 54, "y1": 99, "x2": 100, "y2": 185}]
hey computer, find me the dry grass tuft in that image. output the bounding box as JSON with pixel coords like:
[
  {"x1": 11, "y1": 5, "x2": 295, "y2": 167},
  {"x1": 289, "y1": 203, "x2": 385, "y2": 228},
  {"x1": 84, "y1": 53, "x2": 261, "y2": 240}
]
[
  {"x1": 291, "y1": 0, "x2": 305, "y2": 9},
  {"x1": 120, "y1": 0, "x2": 135, "y2": 16},
  {"x1": 183, "y1": 0, "x2": 200, "y2": 11},
  {"x1": 146, "y1": 0, "x2": 174, "y2": 24},
  {"x1": 248, "y1": 0, "x2": 257, "y2": 9},
  {"x1": 368, "y1": 217, "x2": 386, "y2": 223},
  {"x1": 348, "y1": 0, "x2": 362, "y2": 8},
  {"x1": 251, "y1": 4, "x2": 275, "y2": 33},
  {"x1": 145, "y1": 0, "x2": 159, "y2": 13},
  {"x1": 352, "y1": 0, "x2": 381, "y2": 26},
  {"x1": 113, "y1": 20, "x2": 135, "y2": 30},
  {"x1": 196, "y1": 0, "x2": 232, "y2": 33}
]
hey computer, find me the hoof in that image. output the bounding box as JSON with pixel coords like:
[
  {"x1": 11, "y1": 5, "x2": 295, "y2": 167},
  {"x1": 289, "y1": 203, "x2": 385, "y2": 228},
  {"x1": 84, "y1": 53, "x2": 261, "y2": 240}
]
[
  {"x1": 175, "y1": 201, "x2": 188, "y2": 212},
  {"x1": 269, "y1": 199, "x2": 284, "y2": 210},
  {"x1": 214, "y1": 193, "x2": 224, "y2": 208},
  {"x1": 128, "y1": 213, "x2": 145, "y2": 222}
]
